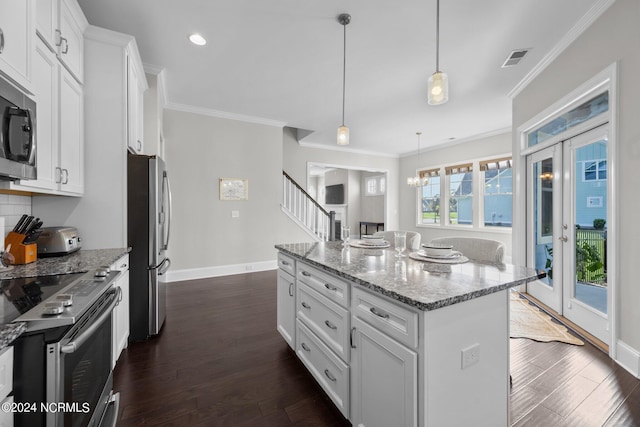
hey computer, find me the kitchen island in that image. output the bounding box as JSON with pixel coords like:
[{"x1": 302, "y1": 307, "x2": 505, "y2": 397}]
[{"x1": 275, "y1": 241, "x2": 542, "y2": 427}]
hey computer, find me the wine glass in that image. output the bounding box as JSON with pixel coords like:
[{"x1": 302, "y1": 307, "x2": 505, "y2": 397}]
[
  {"x1": 341, "y1": 226, "x2": 350, "y2": 246},
  {"x1": 394, "y1": 231, "x2": 407, "y2": 258}
]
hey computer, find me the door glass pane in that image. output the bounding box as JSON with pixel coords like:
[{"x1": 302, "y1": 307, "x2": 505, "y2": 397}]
[
  {"x1": 534, "y1": 158, "x2": 554, "y2": 287},
  {"x1": 574, "y1": 139, "x2": 607, "y2": 313}
]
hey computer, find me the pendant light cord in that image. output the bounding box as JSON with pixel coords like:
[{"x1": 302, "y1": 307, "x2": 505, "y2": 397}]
[
  {"x1": 342, "y1": 21, "x2": 347, "y2": 126},
  {"x1": 435, "y1": 0, "x2": 440, "y2": 72}
]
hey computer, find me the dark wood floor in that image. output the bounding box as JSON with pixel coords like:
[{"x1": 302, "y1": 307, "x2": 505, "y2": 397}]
[{"x1": 113, "y1": 271, "x2": 640, "y2": 426}]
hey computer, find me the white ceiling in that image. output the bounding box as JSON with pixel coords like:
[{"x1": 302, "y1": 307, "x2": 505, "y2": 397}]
[{"x1": 77, "y1": 0, "x2": 604, "y2": 156}]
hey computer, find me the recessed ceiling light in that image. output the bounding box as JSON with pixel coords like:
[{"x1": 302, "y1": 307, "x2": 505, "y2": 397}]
[{"x1": 189, "y1": 33, "x2": 207, "y2": 46}]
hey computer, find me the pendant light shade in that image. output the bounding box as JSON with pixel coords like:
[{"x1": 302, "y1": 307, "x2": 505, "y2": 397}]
[
  {"x1": 428, "y1": 0, "x2": 449, "y2": 105},
  {"x1": 428, "y1": 71, "x2": 448, "y2": 105},
  {"x1": 337, "y1": 13, "x2": 351, "y2": 145},
  {"x1": 407, "y1": 132, "x2": 429, "y2": 187}
]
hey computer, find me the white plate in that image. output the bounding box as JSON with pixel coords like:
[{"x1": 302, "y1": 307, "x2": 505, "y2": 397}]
[
  {"x1": 417, "y1": 250, "x2": 462, "y2": 259},
  {"x1": 349, "y1": 240, "x2": 390, "y2": 249}
]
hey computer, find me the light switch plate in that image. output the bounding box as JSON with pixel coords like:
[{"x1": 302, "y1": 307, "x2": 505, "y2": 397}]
[{"x1": 231, "y1": 210, "x2": 240, "y2": 218}]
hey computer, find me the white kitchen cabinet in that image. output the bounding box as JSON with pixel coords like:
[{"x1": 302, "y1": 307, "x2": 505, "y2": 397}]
[
  {"x1": 350, "y1": 315, "x2": 417, "y2": 427},
  {"x1": 36, "y1": 0, "x2": 87, "y2": 83},
  {"x1": 111, "y1": 254, "x2": 130, "y2": 367},
  {"x1": 0, "y1": 0, "x2": 34, "y2": 93},
  {"x1": 127, "y1": 53, "x2": 145, "y2": 154},
  {"x1": 32, "y1": 26, "x2": 147, "y2": 249},
  {"x1": 3, "y1": 37, "x2": 83, "y2": 196},
  {"x1": 277, "y1": 254, "x2": 296, "y2": 349},
  {"x1": 0, "y1": 346, "x2": 13, "y2": 426},
  {"x1": 297, "y1": 320, "x2": 350, "y2": 418}
]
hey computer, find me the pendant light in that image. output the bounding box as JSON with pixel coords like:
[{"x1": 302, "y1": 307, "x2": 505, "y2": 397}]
[
  {"x1": 337, "y1": 13, "x2": 351, "y2": 145},
  {"x1": 407, "y1": 132, "x2": 429, "y2": 187},
  {"x1": 428, "y1": 0, "x2": 448, "y2": 105}
]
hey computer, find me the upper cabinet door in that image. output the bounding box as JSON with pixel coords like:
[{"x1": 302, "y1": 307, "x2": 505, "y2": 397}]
[
  {"x1": 0, "y1": 0, "x2": 35, "y2": 92},
  {"x1": 36, "y1": 0, "x2": 59, "y2": 51},
  {"x1": 58, "y1": 0, "x2": 85, "y2": 83},
  {"x1": 59, "y1": 66, "x2": 84, "y2": 194}
]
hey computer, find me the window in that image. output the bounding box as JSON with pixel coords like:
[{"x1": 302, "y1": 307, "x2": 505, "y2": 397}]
[
  {"x1": 420, "y1": 169, "x2": 440, "y2": 224},
  {"x1": 527, "y1": 92, "x2": 609, "y2": 147},
  {"x1": 365, "y1": 175, "x2": 386, "y2": 196},
  {"x1": 446, "y1": 164, "x2": 473, "y2": 225},
  {"x1": 583, "y1": 159, "x2": 606, "y2": 181},
  {"x1": 481, "y1": 158, "x2": 512, "y2": 228}
]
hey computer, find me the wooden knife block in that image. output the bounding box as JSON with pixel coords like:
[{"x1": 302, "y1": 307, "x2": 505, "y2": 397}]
[{"x1": 4, "y1": 231, "x2": 37, "y2": 264}]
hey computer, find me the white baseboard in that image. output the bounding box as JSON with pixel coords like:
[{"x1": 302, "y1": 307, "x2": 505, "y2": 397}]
[
  {"x1": 615, "y1": 340, "x2": 640, "y2": 378},
  {"x1": 166, "y1": 260, "x2": 278, "y2": 283}
]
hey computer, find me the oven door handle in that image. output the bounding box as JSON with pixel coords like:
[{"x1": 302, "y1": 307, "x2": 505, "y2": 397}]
[{"x1": 61, "y1": 287, "x2": 121, "y2": 354}]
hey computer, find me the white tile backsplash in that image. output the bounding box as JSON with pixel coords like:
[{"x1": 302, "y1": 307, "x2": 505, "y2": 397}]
[{"x1": 0, "y1": 195, "x2": 32, "y2": 237}]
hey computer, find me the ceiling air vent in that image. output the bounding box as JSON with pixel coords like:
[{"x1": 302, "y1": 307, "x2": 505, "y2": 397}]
[{"x1": 501, "y1": 49, "x2": 530, "y2": 68}]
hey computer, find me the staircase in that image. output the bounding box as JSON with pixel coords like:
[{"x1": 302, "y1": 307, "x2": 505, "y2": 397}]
[{"x1": 281, "y1": 171, "x2": 336, "y2": 242}]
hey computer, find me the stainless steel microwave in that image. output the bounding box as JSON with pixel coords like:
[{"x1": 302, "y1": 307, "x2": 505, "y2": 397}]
[{"x1": 0, "y1": 75, "x2": 36, "y2": 180}]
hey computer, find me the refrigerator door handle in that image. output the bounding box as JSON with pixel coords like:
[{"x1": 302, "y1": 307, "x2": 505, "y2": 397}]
[
  {"x1": 154, "y1": 257, "x2": 171, "y2": 275},
  {"x1": 162, "y1": 171, "x2": 173, "y2": 251}
]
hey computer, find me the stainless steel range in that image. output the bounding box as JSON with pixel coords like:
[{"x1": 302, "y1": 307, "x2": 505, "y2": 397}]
[{"x1": 3, "y1": 268, "x2": 122, "y2": 427}]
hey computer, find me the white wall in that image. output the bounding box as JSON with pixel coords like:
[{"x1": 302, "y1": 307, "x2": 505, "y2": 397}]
[
  {"x1": 398, "y1": 132, "x2": 513, "y2": 254},
  {"x1": 283, "y1": 127, "x2": 400, "y2": 230},
  {"x1": 163, "y1": 109, "x2": 309, "y2": 279},
  {"x1": 512, "y1": 0, "x2": 640, "y2": 360}
]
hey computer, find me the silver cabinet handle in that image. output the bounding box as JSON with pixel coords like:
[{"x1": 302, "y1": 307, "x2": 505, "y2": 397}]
[
  {"x1": 350, "y1": 327, "x2": 357, "y2": 348},
  {"x1": 0, "y1": 27, "x2": 4, "y2": 54},
  {"x1": 324, "y1": 283, "x2": 338, "y2": 292},
  {"x1": 370, "y1": 307, "x2": 390, "y2": 319},
  {"x1": 62, "y1": 168, "x2": 69, "y2": 184},
  {"x1": 137, "y1": 140, "x2": 142, "y2": 151},
  {"x1": 55, "y1": 167, "x2": 62, "y2": 184},
  {"x1": 61, "y1": 37, "x2": 69, "y2": 54},
  {"x1": 301, "y1": 343, "x2": 310, "y2": 352},
  {"x1": 281, "y1": 260, "x2": 290, "y2": 266},
  {"x1": 301, "y1": 302, "x2": 311, "y2": 309},
  {"x1": 324, "y1": 369, "x2": 337, "y2": 382},
  {"x1": 288, "y1": 282, "x2": 294, "y2": 297},
  {"x1": 301, "y1": 271, "x2": 311, "y2": 277},
  {"x1": 324, "y1": 320, "x2": 337, "y2": 330},
  {"x1": 55, "y1": 29, "x2": 62, "y2": 46}
]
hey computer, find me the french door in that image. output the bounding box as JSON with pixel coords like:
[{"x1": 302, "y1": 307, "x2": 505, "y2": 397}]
[{"x1": 526, "y1": 125, "x2": 609, "y2": 344}]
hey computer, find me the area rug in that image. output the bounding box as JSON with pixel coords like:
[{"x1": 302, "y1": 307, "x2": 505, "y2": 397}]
[{"x1": 510, "y1": 292, "x2": 584, "y2": 346}]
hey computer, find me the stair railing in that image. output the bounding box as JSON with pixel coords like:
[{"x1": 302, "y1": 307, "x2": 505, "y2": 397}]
[{"x1": 282, "y1": 171, "x2": 336, "y2": 241}]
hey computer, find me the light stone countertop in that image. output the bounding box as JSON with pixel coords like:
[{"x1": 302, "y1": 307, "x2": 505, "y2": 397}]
[{"x1": 276, "y1": 241, "x2": 543, "y2": 311}]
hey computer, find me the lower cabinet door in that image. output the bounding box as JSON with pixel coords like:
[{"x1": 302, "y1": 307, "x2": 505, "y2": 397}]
[
  {"x1": 296, "y1": 320, "x2": 349, "y2": 418},
  {"x1": 277, "y1": 269, "x2": 295, "y2": 348},
  {"x1": 350, "y1": 315, "x2": 418, "y2": 427}
]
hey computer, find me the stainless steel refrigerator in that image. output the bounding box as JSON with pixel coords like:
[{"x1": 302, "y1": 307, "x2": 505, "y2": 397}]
[{"x1": 128, "y1": 153, "x2": 172, "y2": 341}]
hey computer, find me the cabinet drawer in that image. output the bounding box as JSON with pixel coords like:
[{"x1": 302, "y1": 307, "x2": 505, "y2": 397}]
[
  {"x1": 297, "y1": 283, "x2": 350, "y2": 362},
  {"x1": 0, "y1": 347, "x2": 13, "y2": 402},
  {"x1": 296, "y1": 320, "x2": 349, "y2": 419},
  {"x1": 352, "y1": 287, "x2": 419, "y2": 349},
  {"x1": 111, "y1": 253, "x2": 130, "y2": 271},
  {"x1": 277, "y1": 253, "x2": 295, "y2": 276},
  {"x1": 297, "y1": 263, "x2": 349, "y2": 308}
]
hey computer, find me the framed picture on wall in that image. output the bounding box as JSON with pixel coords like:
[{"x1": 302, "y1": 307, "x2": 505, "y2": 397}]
[{"x1": 219, "y1": 178, "x2": 249, "y2": 200}]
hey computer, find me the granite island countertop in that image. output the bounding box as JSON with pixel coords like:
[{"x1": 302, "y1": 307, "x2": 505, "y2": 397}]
[
  {"x1": 276, "y1": 241, "x2": 543, "y2": 311},
  {"x1": 0, "y1": 248, "x2": 131, "y2": 350}
]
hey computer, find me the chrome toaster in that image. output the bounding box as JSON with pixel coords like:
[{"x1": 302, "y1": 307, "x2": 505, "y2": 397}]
[{"x1": 35, "y1": 227, "x2": 82, "y2": 256}]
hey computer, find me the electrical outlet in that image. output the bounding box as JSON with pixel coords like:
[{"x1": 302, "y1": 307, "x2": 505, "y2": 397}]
[{"x1": 461, "y1": 343, "x2": 480, "y2": 369}]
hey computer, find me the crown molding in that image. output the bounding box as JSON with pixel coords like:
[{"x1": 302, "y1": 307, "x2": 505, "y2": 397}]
[
  {"x1": 297, "y1": 140, "x2": 400, "y2": 159},
  {"x1": 165, "y1": 102, "x2": 287, "y2": 128},
  {"x1": 400, "y1": 127, "x2": 512, "y2": 157},
  {"x1": 508, "y1": 0, "x2": 617, "y2": 99}
]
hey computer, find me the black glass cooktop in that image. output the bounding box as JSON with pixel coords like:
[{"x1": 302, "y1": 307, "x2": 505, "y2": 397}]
[{"x1": 0, "y1": 272, "x2": 85, "y2": 325}]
